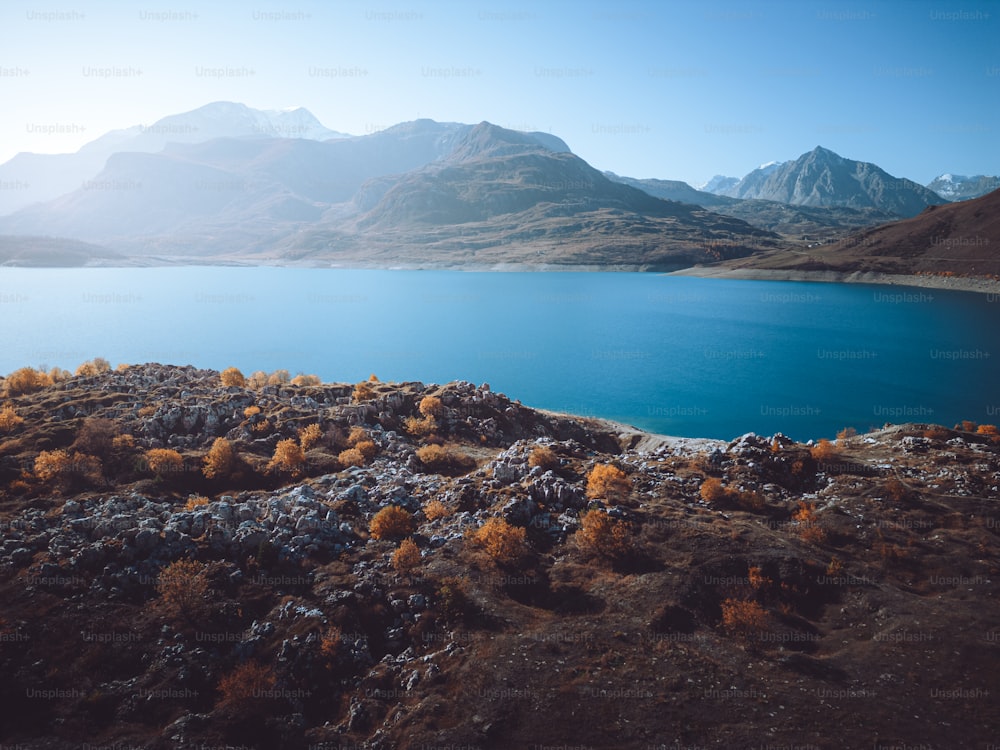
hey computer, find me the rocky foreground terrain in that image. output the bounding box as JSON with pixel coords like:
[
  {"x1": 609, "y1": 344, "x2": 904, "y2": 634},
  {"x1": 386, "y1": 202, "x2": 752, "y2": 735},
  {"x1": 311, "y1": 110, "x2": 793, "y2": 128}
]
[{"x1": 0, "y1": 363, "x2": 998, "y2": 749}]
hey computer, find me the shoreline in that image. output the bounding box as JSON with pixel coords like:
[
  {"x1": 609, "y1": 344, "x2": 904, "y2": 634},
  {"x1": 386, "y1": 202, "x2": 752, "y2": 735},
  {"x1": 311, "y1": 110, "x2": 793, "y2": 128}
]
[
  {"x1": 18, "y1": 261, "x2": 994, "y2": 294},
  {"x1": 669, "y1": 266, "x2": 1000, "y2": 295}
]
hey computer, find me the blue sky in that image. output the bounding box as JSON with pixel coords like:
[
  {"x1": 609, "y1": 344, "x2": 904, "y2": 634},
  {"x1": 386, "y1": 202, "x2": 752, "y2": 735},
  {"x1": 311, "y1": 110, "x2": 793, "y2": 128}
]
[{"x1": 1, "y1": 0, "x2": 997, "y2": 186}]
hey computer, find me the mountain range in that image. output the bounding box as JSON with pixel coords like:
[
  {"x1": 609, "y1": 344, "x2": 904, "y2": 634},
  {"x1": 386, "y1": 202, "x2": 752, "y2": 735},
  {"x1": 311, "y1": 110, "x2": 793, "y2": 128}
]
[
  {"x1": 705, "y1": 166, "x2": 998, "y2": 204},
  {"x1": 0, "y1": 102, "x2": 996, "y2": 273}
]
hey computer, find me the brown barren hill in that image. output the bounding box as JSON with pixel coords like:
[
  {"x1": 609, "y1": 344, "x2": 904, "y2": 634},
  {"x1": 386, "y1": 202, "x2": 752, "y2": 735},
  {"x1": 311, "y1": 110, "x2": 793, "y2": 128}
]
[{"x1": 710, "y1": 188, "x2": 1000, "y2": 279}]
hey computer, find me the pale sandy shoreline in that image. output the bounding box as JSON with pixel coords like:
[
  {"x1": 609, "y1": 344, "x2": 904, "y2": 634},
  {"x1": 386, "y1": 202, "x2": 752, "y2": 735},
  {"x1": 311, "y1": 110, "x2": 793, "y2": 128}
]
[{"x1": 669, "y1": 266, "x2": 1000, "y2": 295}]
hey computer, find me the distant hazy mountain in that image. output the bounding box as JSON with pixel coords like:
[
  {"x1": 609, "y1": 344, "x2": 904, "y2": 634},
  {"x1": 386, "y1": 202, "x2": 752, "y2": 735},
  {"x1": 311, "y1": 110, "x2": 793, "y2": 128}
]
[
  {"x1": 603, "y1": 172, "x2": 733, "y2": 207},
  {"x1": 721, "y1": 146, "x2": 947, "y2": 217},
  {"x1": 0, "y1": 102, "x2": 347, "y2": 215},
  {"x1": 0, "y1": 118, "x2": 777, "y2": 267},
  {"x1": 926, "y1": 174, "x2": 1000, "y2": 202},
  {"x1": 699, "y1": 175, "x2": 739, "y2": 194},
  {"x1": 604, "y1": 172, "x2": 897, "y2": 240},
  {"x1": 0, "y1": 235, "x2": 120, "y2": 267}
]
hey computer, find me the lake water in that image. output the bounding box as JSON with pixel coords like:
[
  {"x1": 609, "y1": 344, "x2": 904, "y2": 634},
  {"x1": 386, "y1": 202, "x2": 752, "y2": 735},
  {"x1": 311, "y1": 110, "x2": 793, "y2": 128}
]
[{"x1": 1, "y1": 267, "x2": 997, "y2": 441}]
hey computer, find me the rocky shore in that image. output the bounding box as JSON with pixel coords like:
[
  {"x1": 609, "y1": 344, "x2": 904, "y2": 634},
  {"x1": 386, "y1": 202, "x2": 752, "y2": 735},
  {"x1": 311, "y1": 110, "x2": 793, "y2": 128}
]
[{"x1": 0, "y1": 364, "x2": 998, "y2": 749}]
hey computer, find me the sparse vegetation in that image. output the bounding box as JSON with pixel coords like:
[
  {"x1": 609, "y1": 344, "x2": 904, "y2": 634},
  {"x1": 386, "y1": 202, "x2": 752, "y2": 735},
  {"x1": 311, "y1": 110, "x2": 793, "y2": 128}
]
[
  {"x1": 369, "y1": 505, "x2": 415, "y2": 540},
  {"x1": 290, "y1": 373, "x2": 321, "y2": 386},
  {"x1": 720, "y1": 598, "x2": 770, "y2": 642},
  {"x1": 575, "y1": 509, "x2": 631, "y2": 558},
  {"x1": 266, "y1": 369, "x2": 290, "y2": 386},
  {"x1": 203, "y1": 438, "x2": 235, "y2": 480},
  {"x1": 34, "y1": 449, "x2": 103, "y2": 488},
  {"x1": 528, "y1": 444, "x2": 559, "y2": 471},
  {"x1": 298, "y1": 423, "x2": 323, "y2": 451},
  {"x1": 810, "y1": 438, "x2": 838, "y2": 461},
  {"x1": 474, "y1": 517, "x2": 526, "y2": 564},
  {"x1": 424, "y1": 498, "x2": 451, "y2": 521},
  {"x1": 585, "y1": 463, "x2": 631, "y2": 503},
  {"x1": 145, "y1": 448, "x2": 184, "y2": 478},
  {"x1": 353, "y1": 380, "x2": 376, "y2": 402},
  {"x1": 419, "y1": 395, "x2": 445, "y2": 418},
  {"x1": 416, "y1": 444, "x2": 475, "y2": 475},
  {"x1": 156, "y1": 559, "x2": 209, "y2": 620},
  {"x1": 392, "y1": 538, "x2": 422, "y2": 574},
  {"x1": 216, "y1": 661, "x2": 277, "y2": 710},
  {"x1": 74, "y1": 357, "x2": 112, "y2": 378},
  {"x1": 3, "y1": 367, "x2": 52, "y2": 397},
  {"x1": 219, "y1": 367, "x2": 246, "y2": 387},
  {"x1": 267, "y1": 438, "x2": 305, "y2": 476},
  {"x1": 0, "y1": 404, "x2": 25, "y2": 433}
]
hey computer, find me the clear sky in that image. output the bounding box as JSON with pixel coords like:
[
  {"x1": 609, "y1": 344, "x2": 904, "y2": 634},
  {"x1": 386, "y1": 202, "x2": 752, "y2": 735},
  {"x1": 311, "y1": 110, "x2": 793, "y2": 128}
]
[{"x1": 1, "y1": 0, "x2": 997, "y2": 186}]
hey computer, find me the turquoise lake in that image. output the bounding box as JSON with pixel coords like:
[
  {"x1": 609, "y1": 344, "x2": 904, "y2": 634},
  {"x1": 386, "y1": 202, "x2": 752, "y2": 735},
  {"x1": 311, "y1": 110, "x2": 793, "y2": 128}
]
[{"x1": 1, "y1": 267, "x2": 997, "y2": 441}]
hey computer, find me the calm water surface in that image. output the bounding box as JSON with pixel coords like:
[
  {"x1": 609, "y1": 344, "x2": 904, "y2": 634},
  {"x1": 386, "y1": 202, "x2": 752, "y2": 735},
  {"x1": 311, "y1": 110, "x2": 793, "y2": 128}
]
[{"x1": 1, "y1": 267, "x2": 997, "y2": 441}]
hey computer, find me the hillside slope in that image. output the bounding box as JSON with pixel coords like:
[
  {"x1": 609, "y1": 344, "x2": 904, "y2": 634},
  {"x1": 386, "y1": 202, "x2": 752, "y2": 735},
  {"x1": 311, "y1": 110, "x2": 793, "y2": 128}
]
[{"x1": 0, "y1": 364, "x2": 997, "y2": 749}]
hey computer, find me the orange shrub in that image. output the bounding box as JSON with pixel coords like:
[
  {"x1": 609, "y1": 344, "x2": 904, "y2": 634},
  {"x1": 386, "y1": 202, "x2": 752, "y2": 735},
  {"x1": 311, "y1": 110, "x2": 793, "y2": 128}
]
[
  {"x1": 244, "y1": 405, "x2": 261, "y2": 418},
  {"x1": 369, "y1": 505, "x2": 415, "y2": 540},
  {"x1": 217, "y1": 661, "x2": 277, "y2": 709},
  {"x1": 720, "y1": 598, "x2": 769, "y2": 641},
  {"x1": 247, "y1": 371, "x2": 268, "y2": 390},
  {"x1": 354, "y1": 439, "x2": 377, "y2": 461},
  {"x1": 884, "y1": 477, "x2": 909, "y2": 502},
  {"x1": 146, "y1": 448, "x2": 184, "y2": 477},
  {"x1": 836, "y1": 427, "x2": 857, "y2": 441},
  {"x1": 74, "y1": 358, "x2": 111, "y2": 378},
  {"x1": 575, "y1": 509, "x2": 631, "y2": 558},
  {"x1": 48, "y1": 366, "x2": 72, "y2": 383},
  {"x1": 0, "y1": 405, "x2": 25, "y2": 433},
  {"x1": 267, "y1": 369, "x2": 290, "y2": 386},
  {"x1": 424, "y1": 499, "x2": 451, "y2": 521},
  {"x1": 203, "y1": 438, "x2": 235, "y2": 479},
  {"x1": 268, "y1": 438, "x2": 305, "y2": 475},
  {"x1": 585, "y1": 464, "x2": 631, "y2": 503},
  {"x1": 156, "y1": 559, "x2": 209, "y2": 619},
  {"x1": 3, "y1": 367, "x2": 52, "y2": 397},
  {"x1": 792, "y1": 501, "x2": 827, "y2": 543},
  {"x1": 319, "y1": 627, "x2": 342, "y2": 661},
  {"x1": 977, "y1": 424, "x2": 999, "y2": 436},
  {"x1": 416, "y1": 444, "x2": 475, "y2": 475},
  {"x1": 700, "y1": 477, "x2": 728, "y2": 503},
  {"x1": 290, "y1": 373, "x2": 321, "y2": 386},
  {"x1": 474, "y1": 518, "x2": 527, "y2": 564},
  {"x1": 338, "y1": 447, "x2": 366, "y2": 468},
  {"x1": 34, "y1": 449, "x2": 103, "y2": 487},
  {"x1": 404, "y1": 415, "x2": 437, "y2": 437},
  {"x1": 298, "y1": 423, "x2": 323, "y2": 451},
  {"x1": 528, "y1": 445, "x2": 559, "y2": 471},
  {"x1": 392, "y1": 538, "x2": 422, "y2": 573},
  {"x1": 747, "y1": 566, "x2": 772, "y2": 590},
  {"x1": 220, "y1": 367, "x2": 246, "y2": 387},
  {"x1": 419, "y1": 395, "x2": 445, "y2": 418},
  {"x1": 185, "y1": 495, "x2": 210, "y2": 511},
  {"x1": 810, "y1": 439, "x2": 837, "y2": 461},
  {"x1": 353, "y1": 380, "x2": 376, "y2": 402}
]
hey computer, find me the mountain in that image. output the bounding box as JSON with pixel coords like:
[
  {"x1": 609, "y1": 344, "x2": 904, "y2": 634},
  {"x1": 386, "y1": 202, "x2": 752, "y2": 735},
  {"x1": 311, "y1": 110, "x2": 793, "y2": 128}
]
[
  {"x1": 0, "y1": 102, "x2": 347, "y2": 215},
  {"x1": 604, "y1": 172, "x2": 733, "y2": 207},
  {"x1": 708, "y1": 187, "x2": 1000, "y2": 278},
  {"x1": 927, "y1": 173, "x2": 1000, "y2": 201},
  {"x1": 604, "y1": 172, "x2": 897, "y2": 240},
  {"x1": 0, "y1": 235, "x2": 120, "y2": 266},
  {"x1": 699, "y1": 174, "x2": 739, "y2": 194},
  {"x1": 721, "y1": 146, "x2": 947, "y2": 217},
  {"x1": 276, "y1": 122, "x2": 779, "y2": 268},
  {"x1": 0, "y1": 120, "x2": 778, "y2": 268}
]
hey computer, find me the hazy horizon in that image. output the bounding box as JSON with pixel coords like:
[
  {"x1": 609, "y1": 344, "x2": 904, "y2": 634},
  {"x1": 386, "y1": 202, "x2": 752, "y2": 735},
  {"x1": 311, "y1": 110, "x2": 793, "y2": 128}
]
[{"x1": 1, "y1": 0, "x2": 997, "y2": 187}]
